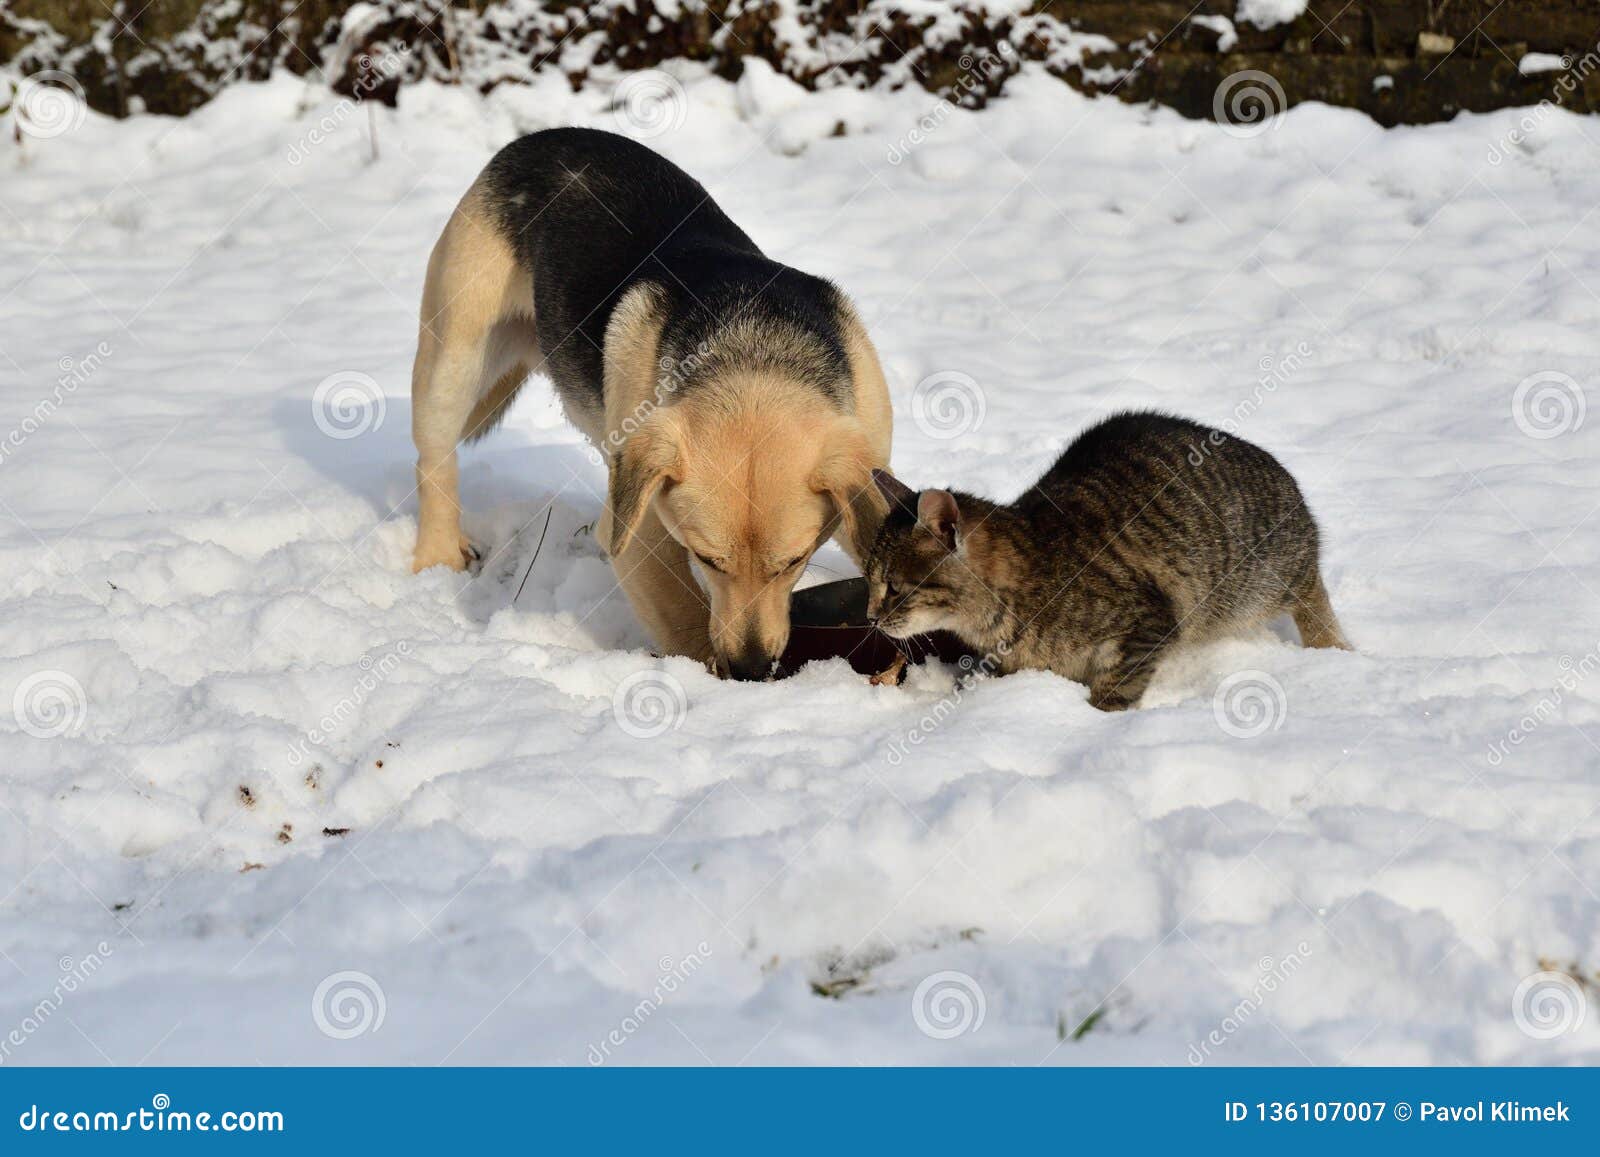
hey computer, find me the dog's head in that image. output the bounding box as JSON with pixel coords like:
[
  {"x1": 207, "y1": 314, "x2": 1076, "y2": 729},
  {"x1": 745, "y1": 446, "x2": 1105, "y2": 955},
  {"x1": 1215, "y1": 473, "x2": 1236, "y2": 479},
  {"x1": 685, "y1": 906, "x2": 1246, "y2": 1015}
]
[{"x1": 607, "y1": 381, "x2": 885, "y2": 680}]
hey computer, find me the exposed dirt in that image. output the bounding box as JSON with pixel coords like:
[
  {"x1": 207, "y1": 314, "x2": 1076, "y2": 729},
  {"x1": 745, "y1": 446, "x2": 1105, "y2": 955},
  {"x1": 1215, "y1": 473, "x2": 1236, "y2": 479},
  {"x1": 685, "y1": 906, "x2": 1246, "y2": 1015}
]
[{"x1": 5, "y1": 1, "x2": 1599, "y2": 127}]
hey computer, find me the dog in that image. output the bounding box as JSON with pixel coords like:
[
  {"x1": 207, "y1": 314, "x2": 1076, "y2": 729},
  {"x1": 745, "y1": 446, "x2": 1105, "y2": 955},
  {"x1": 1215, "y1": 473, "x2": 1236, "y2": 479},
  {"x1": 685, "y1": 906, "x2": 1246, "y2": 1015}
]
[{"x1": 409, "y1": 128, "x2": 892, "y2": 679}]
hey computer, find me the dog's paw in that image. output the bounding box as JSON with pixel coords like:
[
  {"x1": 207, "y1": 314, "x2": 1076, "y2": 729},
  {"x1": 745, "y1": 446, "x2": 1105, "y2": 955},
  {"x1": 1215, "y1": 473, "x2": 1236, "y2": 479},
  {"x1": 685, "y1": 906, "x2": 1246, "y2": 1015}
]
[
  {"x1": 412, "y1": 541, "x2": 474, "y2": 574},
  {"x1": 411, "y1": 552, "x2": 466, "y2": 574}
]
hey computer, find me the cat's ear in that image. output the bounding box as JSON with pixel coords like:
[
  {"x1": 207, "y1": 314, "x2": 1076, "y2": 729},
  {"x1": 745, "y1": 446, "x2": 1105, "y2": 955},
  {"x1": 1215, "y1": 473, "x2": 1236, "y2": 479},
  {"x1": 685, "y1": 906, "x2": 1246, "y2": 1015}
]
[
  {"x1": 871, "y1": 468, "x2": 917, "y2": 516},
  {"x1": 917, "y1": 489, "x2": 962, "y2": 553}
]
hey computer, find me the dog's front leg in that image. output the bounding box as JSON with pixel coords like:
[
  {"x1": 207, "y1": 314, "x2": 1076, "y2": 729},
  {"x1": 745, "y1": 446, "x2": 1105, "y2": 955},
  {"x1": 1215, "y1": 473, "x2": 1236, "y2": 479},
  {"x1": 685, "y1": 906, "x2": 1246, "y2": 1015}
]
[{"x1": 610, "y1": 505, "x2": 713, "y2": 665}]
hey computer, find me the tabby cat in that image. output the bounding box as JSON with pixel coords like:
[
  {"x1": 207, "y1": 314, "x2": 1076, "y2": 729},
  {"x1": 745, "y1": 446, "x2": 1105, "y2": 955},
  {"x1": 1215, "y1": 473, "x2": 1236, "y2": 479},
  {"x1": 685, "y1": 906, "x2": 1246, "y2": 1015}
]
[{"x1": 865, "y1": 411, "x2": 1350, "y2": 710}]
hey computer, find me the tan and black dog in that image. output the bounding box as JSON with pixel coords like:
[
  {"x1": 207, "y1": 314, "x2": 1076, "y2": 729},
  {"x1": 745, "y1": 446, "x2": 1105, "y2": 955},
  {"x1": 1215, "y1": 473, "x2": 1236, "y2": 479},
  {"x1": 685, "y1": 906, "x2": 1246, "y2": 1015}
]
[{"x1": 409, "y1": 128, "x2": 892, "y2": 678}]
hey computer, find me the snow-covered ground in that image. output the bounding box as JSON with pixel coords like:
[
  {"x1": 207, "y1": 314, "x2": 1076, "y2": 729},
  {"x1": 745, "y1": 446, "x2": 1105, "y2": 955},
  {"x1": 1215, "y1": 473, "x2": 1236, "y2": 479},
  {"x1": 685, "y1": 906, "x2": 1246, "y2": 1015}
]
[{"x1": 1, "y1": 60, "x2": 1597, "y2": 1066}]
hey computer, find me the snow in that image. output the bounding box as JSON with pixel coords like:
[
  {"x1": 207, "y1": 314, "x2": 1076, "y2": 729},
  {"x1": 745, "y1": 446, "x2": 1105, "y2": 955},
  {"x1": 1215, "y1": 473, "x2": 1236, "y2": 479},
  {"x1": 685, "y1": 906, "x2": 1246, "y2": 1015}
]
[
  {"x1": 1, "y1": 63, "x2": 1598, "y2": 1067},
  {"x1": 1520, "y1": 53, "x2": 1569, "y2": 77},
  {"x1": 1235, "y1": 0, "x2": 1309, "y2": 30},
  {"x1": 1190, "y1": 15, "x2": 1239, "y2": 54}
]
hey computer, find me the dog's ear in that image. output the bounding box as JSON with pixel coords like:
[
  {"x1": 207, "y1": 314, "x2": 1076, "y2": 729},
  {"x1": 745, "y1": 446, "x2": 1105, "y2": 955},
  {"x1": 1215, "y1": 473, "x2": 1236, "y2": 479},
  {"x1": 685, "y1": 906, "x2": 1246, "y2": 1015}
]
[
  {"x1": 917, "y1": 489, "x2": 962, "y2": 553},
  {"x1": 871, "y1": 468, "x2": 917, "y2": 517},
  {"x1": 812, "y1": 421, "x2": 887, "y2": 563},
  {"x1": 607, "y1": 410, "x2": 683, "y2": 557}
]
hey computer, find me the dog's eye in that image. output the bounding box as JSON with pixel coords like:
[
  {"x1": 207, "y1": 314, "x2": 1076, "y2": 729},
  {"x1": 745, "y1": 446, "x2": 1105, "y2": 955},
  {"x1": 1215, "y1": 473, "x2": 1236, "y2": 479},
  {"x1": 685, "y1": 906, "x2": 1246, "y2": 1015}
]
[
  {"x1": 694, "y1": 552, "x2": 725, "y2": 574},
  {"x1": 764, "y1": 554, "x2": 808, "y2": 581}
]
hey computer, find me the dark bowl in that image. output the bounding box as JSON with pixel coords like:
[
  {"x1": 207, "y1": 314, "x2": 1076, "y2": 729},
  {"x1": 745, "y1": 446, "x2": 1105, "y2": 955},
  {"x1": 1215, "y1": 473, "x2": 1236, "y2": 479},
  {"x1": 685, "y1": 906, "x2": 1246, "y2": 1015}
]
[{"x1": 780, "y1": 579, "x2": 972, "y2": 680}]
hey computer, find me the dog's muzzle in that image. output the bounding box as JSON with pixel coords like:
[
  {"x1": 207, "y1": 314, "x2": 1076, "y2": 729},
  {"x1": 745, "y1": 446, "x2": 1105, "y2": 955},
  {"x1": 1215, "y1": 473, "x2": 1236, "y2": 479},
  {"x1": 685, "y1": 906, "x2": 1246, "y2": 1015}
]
[{"x1": 724, "y1": 648, "x2": 778, "y2": 682}]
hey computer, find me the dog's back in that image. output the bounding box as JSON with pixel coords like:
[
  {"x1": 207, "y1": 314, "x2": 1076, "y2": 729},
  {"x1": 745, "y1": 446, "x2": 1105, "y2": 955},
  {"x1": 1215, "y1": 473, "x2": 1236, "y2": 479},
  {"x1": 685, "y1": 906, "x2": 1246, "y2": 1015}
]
[{"x1": 479, "y1": 129, "x2": 851, "y2": 410}]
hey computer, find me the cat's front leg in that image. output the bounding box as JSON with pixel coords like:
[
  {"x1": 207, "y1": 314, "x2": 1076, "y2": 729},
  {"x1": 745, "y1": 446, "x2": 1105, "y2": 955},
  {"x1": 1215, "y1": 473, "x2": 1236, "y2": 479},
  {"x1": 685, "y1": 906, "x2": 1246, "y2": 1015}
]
[{"x1": 1086, "y1": 601, "x2": 1176, "y2": 711}]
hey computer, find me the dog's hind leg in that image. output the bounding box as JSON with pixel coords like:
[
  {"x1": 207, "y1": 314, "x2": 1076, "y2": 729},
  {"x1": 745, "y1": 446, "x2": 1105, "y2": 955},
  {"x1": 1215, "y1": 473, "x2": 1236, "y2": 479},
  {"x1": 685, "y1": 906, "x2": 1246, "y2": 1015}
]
[
  {"x1": 410, "y1": 184, "x2": 536, "y2": 573},
  {"x1": 462, "y1": 349, "x2": 533, "y2": 446}
]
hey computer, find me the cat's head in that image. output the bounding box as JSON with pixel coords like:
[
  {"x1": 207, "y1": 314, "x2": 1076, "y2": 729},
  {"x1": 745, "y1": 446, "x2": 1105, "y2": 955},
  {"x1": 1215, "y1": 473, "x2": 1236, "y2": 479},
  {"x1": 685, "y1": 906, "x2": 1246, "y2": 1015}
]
[{"x1": 864, "y1": 470, "x2": 985, "y2": 639}]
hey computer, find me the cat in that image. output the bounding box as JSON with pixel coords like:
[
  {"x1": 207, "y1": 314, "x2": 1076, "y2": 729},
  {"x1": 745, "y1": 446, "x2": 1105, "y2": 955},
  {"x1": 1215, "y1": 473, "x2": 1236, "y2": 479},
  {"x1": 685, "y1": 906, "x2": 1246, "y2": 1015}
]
[{"x1": 865, "y1": 410, "x2": 1351, "y2": 710}]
